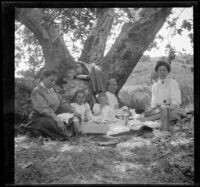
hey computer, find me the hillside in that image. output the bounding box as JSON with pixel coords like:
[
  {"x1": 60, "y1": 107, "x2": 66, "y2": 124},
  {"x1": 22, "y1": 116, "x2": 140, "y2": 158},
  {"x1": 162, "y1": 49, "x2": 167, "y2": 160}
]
[{"x1": 121, "y1": 57, "x2": 193, "y2": 92}]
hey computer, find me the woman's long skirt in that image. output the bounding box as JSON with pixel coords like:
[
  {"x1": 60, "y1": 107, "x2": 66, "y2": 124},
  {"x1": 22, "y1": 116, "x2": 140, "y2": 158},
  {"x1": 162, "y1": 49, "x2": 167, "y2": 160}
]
[{"x1": 25, "y1": 111, "x2": 69, "y2": 140}]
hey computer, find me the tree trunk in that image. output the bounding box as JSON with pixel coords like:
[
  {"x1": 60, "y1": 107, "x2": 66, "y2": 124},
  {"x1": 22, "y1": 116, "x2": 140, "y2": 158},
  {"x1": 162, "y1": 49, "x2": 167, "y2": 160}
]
[
  {"x1": 15, "y1": 8, "x2": 90, "y2": 117},
  {"x1": 79, "y1": 8, "x2": 115, "y2": 64},
  {"x1": 16, "y1": 8, "x2": 172, "y2": 95},
  {"x1": 15, "y1": 8, "x2": 76, "y2": 76},
  {"x1": 97, "y1": 8, "x2": 172, "y2": 94}
]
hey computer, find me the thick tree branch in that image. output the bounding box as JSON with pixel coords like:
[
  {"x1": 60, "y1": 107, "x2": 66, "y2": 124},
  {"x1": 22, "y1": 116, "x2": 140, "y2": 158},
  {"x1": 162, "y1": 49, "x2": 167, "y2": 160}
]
[
  {"x1": 79, "y1": 8, "x2": 115, "y2": 64},
  {"x1": 97, "y1": 8, "x2": 172, "y2": 94},
  {"x1": 15, "y1": 8, "x2": 76, "y2": 71}
]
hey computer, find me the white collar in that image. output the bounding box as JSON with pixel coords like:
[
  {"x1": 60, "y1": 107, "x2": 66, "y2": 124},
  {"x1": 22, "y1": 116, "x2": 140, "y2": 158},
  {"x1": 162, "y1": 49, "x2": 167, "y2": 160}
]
[{"x1": 158, "y1": 77, "x2": 169, "y2": 84}]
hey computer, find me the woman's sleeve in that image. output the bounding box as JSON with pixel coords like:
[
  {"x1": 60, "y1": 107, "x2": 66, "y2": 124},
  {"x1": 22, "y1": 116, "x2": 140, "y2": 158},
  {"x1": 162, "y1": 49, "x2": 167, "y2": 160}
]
[
  {"x1": 31, "y1": 89, "x2": 58, "y2": 120},
  {"x1": 170, "y1": 80, "x2": 182, "y2": 106},
  {"x1": 151, "y1": 84, "x2": 158, "y2": 108},
  {"x1": 85, "y1": 103, "x2": 94, "y2": 120}
]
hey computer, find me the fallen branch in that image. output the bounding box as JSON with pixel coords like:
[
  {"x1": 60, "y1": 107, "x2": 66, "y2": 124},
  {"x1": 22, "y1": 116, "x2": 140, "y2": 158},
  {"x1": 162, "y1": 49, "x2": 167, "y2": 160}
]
[
  {"x1": 68, "y1": 161, "x2": 86, "y2": 180},
  {"x1": 153, "y1": 151, "x2": 172, "y2": 162}
]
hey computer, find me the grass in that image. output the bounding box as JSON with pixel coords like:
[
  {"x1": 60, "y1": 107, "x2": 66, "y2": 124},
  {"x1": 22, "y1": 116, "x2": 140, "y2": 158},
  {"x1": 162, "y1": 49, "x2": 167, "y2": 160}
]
[
  {"x1": 119, "y1": 87, "x2": 151, "y2": 113},
  {"x1": 15, "y1": 120, "x2": 194, "y2": 184}
]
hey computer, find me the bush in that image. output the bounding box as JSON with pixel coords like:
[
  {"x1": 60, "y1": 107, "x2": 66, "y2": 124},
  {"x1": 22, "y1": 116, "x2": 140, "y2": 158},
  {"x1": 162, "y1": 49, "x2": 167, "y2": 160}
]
[
  {"x1": 179, "y1": 82, "x2": 194, "y2": 111},
  {"x1": 119, "y1": 86, "x2": 151, "y2": 113}
]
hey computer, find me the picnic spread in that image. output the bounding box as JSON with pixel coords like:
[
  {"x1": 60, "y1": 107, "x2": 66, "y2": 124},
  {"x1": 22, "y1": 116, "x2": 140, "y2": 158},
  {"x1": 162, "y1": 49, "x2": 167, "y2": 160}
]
[{"x1": 72, "y1": 110, "x2": 166, "y2": 147}]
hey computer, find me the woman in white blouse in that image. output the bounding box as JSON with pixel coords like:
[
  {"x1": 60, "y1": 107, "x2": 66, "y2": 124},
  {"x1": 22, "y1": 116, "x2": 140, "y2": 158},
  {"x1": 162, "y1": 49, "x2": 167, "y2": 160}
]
[
  {"x1": 145, "y1": 60, "x2": 184, "y2": 121},
  {"x1": 151, "y1": 60, "x2": 181, "y2": 108}
]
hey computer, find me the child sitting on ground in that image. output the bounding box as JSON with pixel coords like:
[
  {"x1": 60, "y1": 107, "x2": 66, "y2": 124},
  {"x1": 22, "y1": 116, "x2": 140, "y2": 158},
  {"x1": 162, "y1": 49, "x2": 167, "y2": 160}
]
[
  {"x1": 93, "y1": 92, "x2": 116, "y2": 122},
  {"x1": 71, "y1": 90, "x2": 94, "y2": 123},
  {"x1": 57, "y1": 90, "x2": 93, "y2": 135}
]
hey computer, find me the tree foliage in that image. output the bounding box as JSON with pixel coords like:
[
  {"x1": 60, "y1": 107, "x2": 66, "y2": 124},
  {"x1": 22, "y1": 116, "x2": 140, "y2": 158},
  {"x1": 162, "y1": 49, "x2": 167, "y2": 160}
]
[
  {"x1": 140, "y1": 55, "x2": 151, "y2": 62},
  {"x1": 165, "y1": 44, "x2": 176, "y2": 64},
  {"x1": 15, "y1": 8, "x2": 193, "y2": 78}
]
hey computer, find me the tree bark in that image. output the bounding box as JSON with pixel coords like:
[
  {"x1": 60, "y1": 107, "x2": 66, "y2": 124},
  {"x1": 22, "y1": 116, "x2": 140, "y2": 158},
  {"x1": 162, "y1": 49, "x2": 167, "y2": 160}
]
[
  {"x1": 15, "y1": 8, "x2": 76, "y2": 76},
  {"x1": 97, "y1": 8, "x2": 172, "y2": 94},
  {"x1": 16, "y1": 8, "x2": 172, "y2": 95},
  {"x1": 79, "y1": 8, "x2": 115, "y2": 64}
]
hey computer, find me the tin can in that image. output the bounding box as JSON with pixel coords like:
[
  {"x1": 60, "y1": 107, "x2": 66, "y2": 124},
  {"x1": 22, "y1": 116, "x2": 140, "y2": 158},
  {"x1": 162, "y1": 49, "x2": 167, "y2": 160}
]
[{"x1": 160, "y1": 105, "x2": 169, "y2": 131}]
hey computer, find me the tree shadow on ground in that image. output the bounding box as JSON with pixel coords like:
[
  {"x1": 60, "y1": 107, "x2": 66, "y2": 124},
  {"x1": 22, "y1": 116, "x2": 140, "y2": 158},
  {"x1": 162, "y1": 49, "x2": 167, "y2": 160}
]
[{"x1": 15, "y1": 126, "x2": 194, "y2": 185}]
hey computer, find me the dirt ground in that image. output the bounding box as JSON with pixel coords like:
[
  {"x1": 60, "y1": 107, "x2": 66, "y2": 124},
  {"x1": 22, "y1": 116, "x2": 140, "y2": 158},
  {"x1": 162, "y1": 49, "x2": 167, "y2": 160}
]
[{"x1": 15, "y1": 120, "x2": 194, "y2": 184}]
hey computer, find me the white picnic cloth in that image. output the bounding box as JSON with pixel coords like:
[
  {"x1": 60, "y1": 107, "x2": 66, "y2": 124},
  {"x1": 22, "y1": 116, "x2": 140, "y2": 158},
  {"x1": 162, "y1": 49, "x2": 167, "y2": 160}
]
[
  {"x1": 129, "y1": 119, "x2": 161, "y2": 130},
  {"x1": 80, "y1": 119, "x2": 130, "y2": 135},
  {"x1": 57, "y1": 113, "x2": 74, "y2": 123}
]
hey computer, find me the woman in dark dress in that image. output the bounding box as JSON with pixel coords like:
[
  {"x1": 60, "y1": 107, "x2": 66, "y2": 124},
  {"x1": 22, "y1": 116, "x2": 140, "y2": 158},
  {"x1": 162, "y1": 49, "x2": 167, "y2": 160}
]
[{"x1": 26, "y1": 69, "x2": 75, "y2": 140}]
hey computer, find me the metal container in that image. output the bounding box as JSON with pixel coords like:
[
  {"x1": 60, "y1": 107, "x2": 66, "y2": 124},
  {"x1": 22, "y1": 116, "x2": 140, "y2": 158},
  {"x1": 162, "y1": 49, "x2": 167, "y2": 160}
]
[
  {"x1": 123, "y1": 112, "x2": 129, "y2": 126},
  {"x1": 160, "y1": 105, "x2": 169, "y2": 131},
  {"x1": 73, "y1": 116, "x2": 80, "y2": 135}
]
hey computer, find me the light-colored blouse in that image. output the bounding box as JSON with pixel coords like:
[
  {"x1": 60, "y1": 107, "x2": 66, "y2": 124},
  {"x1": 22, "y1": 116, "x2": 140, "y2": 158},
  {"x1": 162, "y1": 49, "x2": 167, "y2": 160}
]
[
  {"x1": 31, "y1": 82, "x2": 67, "y2": 120},
  {"x1": 93, "y1": 103, "x2": 116, "y2": 121},
  {"x1": 151, "y1": 78, "x2": 181, "y2": 108},
  {"x1": 105, "y1": 91, "x2": 119, "y2": 110},
  {"x1": 71, "y1": 102, "x2": 93, "y2": 121}
]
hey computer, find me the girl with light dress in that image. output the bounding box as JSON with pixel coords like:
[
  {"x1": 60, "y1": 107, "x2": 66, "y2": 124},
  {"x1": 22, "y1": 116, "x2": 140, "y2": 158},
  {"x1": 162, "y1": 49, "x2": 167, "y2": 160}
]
[
  {"x1": 92, "y1": 92, "x2": 116, "y2": 122},
  {"x1": 71, "y1": 90, "x2": 94, "y2": 122},
  {"x1": 57, "y1": 90, "x2": 94, "y2": 135}
]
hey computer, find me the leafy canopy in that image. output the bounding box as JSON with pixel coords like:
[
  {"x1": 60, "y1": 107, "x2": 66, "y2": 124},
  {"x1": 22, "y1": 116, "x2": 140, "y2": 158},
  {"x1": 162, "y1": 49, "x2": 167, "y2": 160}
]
[{"x1": 15, "y1": 8, "x2": 193, "y2": 77}]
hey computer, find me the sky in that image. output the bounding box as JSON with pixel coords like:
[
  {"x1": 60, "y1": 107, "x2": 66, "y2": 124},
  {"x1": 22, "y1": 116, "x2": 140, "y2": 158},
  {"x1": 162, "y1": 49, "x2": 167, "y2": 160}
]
[
  {"x1": 15, "y1": 7, "x2": 193, "y2": 76},
  {"x1": 144, "y1": 7, "x2": 193, "y2": 57}
]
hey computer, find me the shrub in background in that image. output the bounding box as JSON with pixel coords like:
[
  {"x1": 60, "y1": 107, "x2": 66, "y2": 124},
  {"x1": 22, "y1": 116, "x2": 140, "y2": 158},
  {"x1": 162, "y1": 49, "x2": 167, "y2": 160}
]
[
  {"x1": 119, "y1": 86, "x2": 151, "y2": 113},
  {"x1": 179, "y1": 82, "x2": 194, "y2": 111}
]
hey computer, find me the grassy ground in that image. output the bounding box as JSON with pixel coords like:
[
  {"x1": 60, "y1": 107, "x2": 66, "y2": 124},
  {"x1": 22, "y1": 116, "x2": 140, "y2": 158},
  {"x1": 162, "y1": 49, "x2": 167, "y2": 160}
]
[{"x1": 15, "y1": 118, "x2": 194, "y2": 184}]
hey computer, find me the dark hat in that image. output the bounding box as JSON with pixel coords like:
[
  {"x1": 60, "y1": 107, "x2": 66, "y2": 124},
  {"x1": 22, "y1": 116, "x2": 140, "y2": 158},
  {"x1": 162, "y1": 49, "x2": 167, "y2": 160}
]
[{"x1": 154, "y1": 60, "x2": 171, "y2": 72}]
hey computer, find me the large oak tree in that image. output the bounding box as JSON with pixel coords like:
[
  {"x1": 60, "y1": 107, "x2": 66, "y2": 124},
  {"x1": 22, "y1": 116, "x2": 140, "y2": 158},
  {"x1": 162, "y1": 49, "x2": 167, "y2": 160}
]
[{"x1": 15, "y1": 8, "x2": 172, "y2": 94}]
